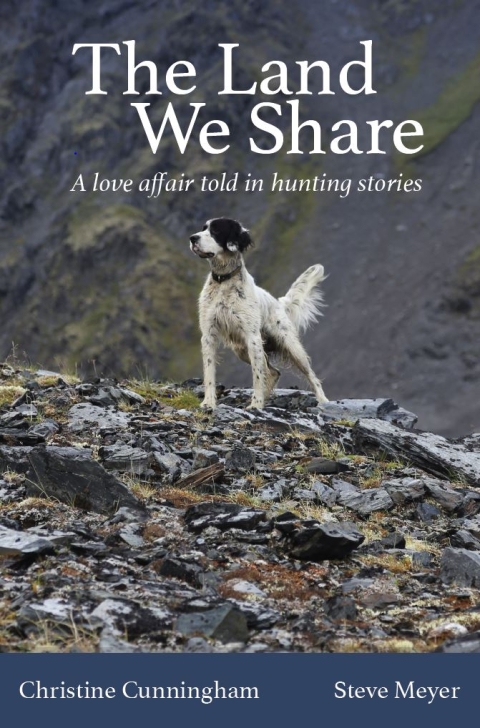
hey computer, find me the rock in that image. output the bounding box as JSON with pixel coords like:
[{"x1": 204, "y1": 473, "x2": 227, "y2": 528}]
[
  {"x1": 437, "y1": 631, "x2": 480, "y2": 653},
  {"x1": 192, "y1": 448, "x2": 219, "y2": 469},
  {"x1": 175, "y1": 604, "x2": 249, "y2": 643},
  {"x1": 0, "y1": 429, "x2": 44, "y2": 445},
  {"x1": 225, "y1": 445, "x2": 256, "y2": 472},
  {"x1": 450, "y1": 530, "x2": 480, "y2": 550},
  {"x1": 158, "y1": 556, "x2": 203, "y2": 587},
  {"x1": 152, "y1": 452, "x2": 191, "y2": 483},
  {"x1": 415, "y1": 503, "x2": 441, "y2": 522},
  {"x1": 332, "y1": 480, "x2": 394, "y2": 515},
  {"x1": 383, "y1": 478, "x2": 426, "y2": 505},
  {"x1": 440, "y1": 547, "x2": 480, "y2": 587},
  {"x1": 423, "y1": 479, "x2": 464, "y2": 512},
  {"x1": 321, "y1": 398, "x2": 417, "y2": 428},
  {"x1": 258, "y1": 481, "x2": 286, "y2": 502},
  {"x1": 26, "y1": 446, "x2": 145, "y2": 515},
  {"x1": 68, "y1": 403, "x2": 130, "y2": 432},
  {"x1": 119, "y1": 524, "x2": 145, "y2": 548},
  {"x1": 312, "y1": 481, "x2": 337, "y2": 507},
  {"x1": 89, "y1": 386, "x2": 125, "y2": 407},
  {"x1": 91, "y1": 599, "x2": 172, "y2": 637},
  {"x1": 184, "y1": 502, "x2": 266, "y2": 533},
  {"x1": 0, "y1": 445, "x2": 33, "y2": 474},
  {"x1": 286, "y1": 521, "x2": 365, "y2": 561},
  {"x1": 304, "y1": 457, "x2": 349, "y2": 475},
  {"x1": 376, "y1": 532, "x2": 406, "y2": 550},
  {"x1": 99, "y1": 444, "x2": 151, "y2": 475},
  {"x1": 228, "y1": 580, "x2": 267, "y2": 598},
  {"x1": 27, "y1": 419, "x2": 60, "y2": 439},
  {"x1": 99, "y1": 629, "x2": 139, "y2": 653},
  {"x1": 17, "y1": 598, "x2": 76, "y2": 630},
  {"x1": 15, "y1": 403, "x2": 38, "y2": 417},
  {"x1": 457, "y1": 491, "x2": 480, "y2": 517},
  {"x1": 0, "y1": 525, "x2": 54, "y2": 556},
  {"x1": 324, "y1": 595, "x2": 357, "y2": 620},
  {"x1": 353, "y1": 419, "x2": 480, "y2": 485}
]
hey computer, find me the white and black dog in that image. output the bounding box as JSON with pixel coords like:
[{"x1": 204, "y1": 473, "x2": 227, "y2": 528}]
[{"x1": 190, "y1": 217, "x2": 328, "y2": 410}]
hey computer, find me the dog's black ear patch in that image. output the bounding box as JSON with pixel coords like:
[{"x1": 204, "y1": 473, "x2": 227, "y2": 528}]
[
  {"x1": 209, "y1": 218, "x2": 254, "y2": 252},
  {"x1": 238, "y1": 228, "x2": 254, "y2": 252}
]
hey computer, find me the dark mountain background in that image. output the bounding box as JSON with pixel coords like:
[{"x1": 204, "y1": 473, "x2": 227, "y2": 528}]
[{"x1": 0, "y1": 0, "x2": 479, "y2": 437}]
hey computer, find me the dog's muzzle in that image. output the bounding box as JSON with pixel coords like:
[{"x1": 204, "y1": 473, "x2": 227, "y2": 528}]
[{"x1": 189, "y1": 235, "x2": 214, "y2": 258}]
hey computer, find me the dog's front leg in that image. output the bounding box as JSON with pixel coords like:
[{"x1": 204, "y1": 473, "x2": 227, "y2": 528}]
[
  {"x1": 201, "y1": 331, "x2": 218, "y2": 409},
  {"x1": 246, "y1": 334, "x2": 266, "y2": 409}
]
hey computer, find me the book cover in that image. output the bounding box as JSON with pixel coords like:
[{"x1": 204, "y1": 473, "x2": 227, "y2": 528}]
[{"x1": 0, "y1": 0, "x2": 479, "y2": 716}]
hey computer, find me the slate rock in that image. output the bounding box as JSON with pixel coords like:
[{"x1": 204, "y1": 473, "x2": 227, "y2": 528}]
[
  {"x1": 286, "y1": 521, "x2": 365, "y2": 561},
  {"x1": 334, "y1": 483, "x2": 394, "y2": 515},
  {"x1": 440, "y1": 547, "x2": 480, "y2": 587},
  {"x1": 370, "y1": 532, "x2": 406, "y2": 551},
  {"x1": 450, "y1": 530, "x2": 480, "y2": 551},
  {"x1": 17, "y1": 598, "x2": 76, "y2": 630},
  {"x1": 312, "y1": 481, "x2": 337, "y2": 507},
  {"x1": 353, "y1": 419, "x2": 480, "y2": 485},
  {"x1": 325, "y1": 595, "x2": 357, "y2": 620},
  {"x1": 99, "y1": 444, "x2": 151, "y2": 475},
  {"x1": 422, "y1": 478, "x2": 463, "y2": 512},
  {"x1": 91, "y1": 599, "x2": 171, "y2": 637},
  {"x1": 0, "y1": 525, "x2": 54, "y2": 556},
  {"x1": 457, "y1": 491, "x2": 480, "y2": 517},
  {"x1": 258, "y1": 481, "x2": 286, "y2": 502},
  {"x1": 0, "y1": 446, "x2": 33, "y2": 474},
  {"x1": 383, "y1": 478, "x2": 426, "y2": 505},
  {"x1": 225, "y1": 445, "x2": 256, "y2": 472},
  {"x1": 192, "y1": 448, "x2": 219, "y2": 469},
  {"x1": 152, "y1": 452, "x2": 191, "y2": 483},
  {"x1": 321, "y1": 398, "x2": 417, "y2": 428},
  {"x1": 437, "y1": 631, "x2": 480, "y2": 654},
  {"x1": 28, "y1": 419, "x2": 60, "y2": 440},
  {"x1": 0, "y1": 429, "x2": 44, "y2": 445},
  {"x1": 16, "y1": 403, "x2": 38, "y2": 417},
  {"x1": 26, "y1": 446, "x2": 145, "y2": 516},
  {"x1": 184, "y1": 502, "x2": 266, "y2": 533},
  {"x1": 68, "y1": 403, "x2": 130, "y2": 432},
  {"x1": 175, "y1": 604, "x2": 249, "y2": 643},
  {"x1": 415, "y1": 502, "x2": 441, "y2": 522},
  {"x1": 159, "y1": 556, "x2": 203, "y2": 587},
  {"x1": 305, "y1": 457, "x2": 349, "y2": 475}
]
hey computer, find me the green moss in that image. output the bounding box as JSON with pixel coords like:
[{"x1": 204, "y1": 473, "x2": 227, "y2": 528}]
[
  {"x1": 159, "y1": 391, "x2": 201, "y2": 410},
  {"x1": 400, "y1": 28, "x2": 426, "y2": 79},
  {"x1": 397, "y1": 51, "x2": 480, "y2": 168}
]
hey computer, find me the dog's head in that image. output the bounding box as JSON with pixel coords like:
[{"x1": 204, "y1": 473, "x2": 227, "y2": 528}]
[{"x1": 189, "y1": 218, "x2": 253, "y2": 259}]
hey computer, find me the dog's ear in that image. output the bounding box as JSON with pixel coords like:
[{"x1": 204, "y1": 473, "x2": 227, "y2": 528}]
[{"x1": 237, "y1": 228, "x2": 254, "y2": 252}]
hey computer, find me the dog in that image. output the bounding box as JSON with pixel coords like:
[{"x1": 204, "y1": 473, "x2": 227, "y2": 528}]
[{"x1": 189, "y1": 217, "x2": 328, "y2": 410}]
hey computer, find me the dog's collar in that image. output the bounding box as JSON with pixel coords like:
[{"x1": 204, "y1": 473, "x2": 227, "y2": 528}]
[{"x1": 211, "y1": 265, "x2": 242, "y2": 284}]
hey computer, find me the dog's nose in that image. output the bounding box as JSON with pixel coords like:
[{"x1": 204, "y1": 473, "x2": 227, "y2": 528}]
[{"x1": 190, "y1": 234, "x2": 199, "y2": 244}]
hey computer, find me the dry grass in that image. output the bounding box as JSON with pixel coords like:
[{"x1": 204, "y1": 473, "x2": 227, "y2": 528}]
[
  {"x1": 219, "y1": 561, "x2": 328, "y2": 602},
  {"x1": 358, "y1": 552, "x2": 413, "y2": 574},
  {"x1": 0, "y1": 385, "x2": 26, "y2": 407}
]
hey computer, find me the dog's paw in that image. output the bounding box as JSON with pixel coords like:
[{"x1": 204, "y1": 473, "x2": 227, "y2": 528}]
[
  {"x1": 200, "y1": 400, "x2": 216, "y2": 411},
  {"x1": 246, "y1": 401, "x2": 264, "y2": 411}
]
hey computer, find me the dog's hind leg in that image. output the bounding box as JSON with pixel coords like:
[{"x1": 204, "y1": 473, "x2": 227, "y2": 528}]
[
  {"x1": 264, "y1": 356, "x2": 281, "y2": 398},
  {"x1": 233, "y1": 345, "x2": 280, "y2": 403},
  {"x1": 279, "y1": 334, "x2": 328, "y2": 405}
]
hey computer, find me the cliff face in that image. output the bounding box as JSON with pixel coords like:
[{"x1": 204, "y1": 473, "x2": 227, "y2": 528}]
[{"x1": 0, "y1": 0, "x2": 479, "y2": 436}]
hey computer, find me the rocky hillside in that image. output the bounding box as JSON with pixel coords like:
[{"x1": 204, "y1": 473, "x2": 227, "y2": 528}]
[
  {"x1": 1, "y1": 363, "x2": 480, "y2": 653},
  {"x1": 0, "y1": 0, "x2": 479, "y2": 438}
]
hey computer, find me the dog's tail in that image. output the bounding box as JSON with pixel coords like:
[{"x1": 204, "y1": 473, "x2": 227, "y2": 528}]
[{"x1": 279, "y1": 264, "x2": 326, "y2": 333}]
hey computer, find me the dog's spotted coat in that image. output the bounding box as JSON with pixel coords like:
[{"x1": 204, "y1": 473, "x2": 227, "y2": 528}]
[{"x1": 190, "y1": 217, "x2": 328, "y2": 410}]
